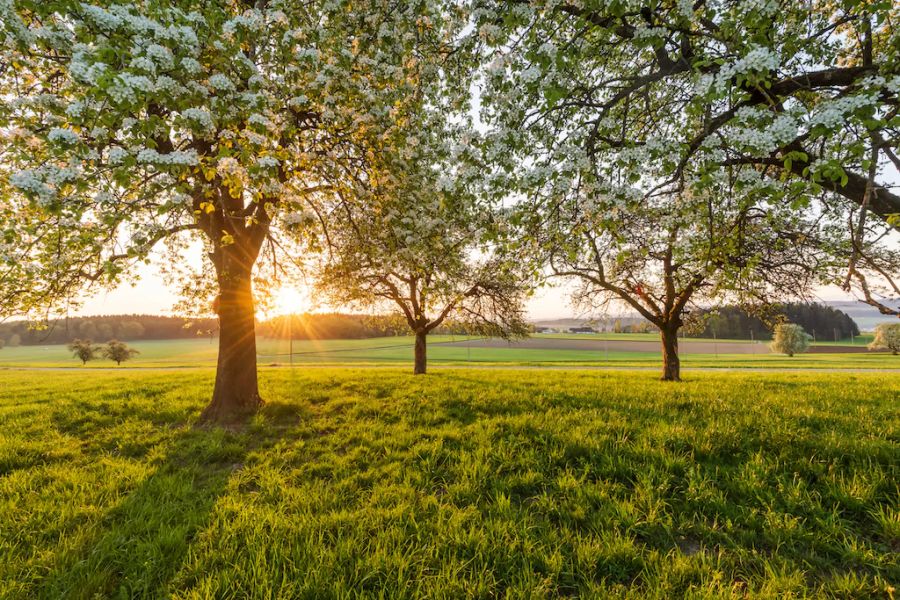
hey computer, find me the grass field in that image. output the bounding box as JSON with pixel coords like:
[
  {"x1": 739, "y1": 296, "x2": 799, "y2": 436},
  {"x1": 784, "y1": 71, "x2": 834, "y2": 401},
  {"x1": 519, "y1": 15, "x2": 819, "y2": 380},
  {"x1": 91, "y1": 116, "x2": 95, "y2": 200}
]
[
  {"x1": 527, "y1": 332, "x2": 876, "y2": 346},
  {"x1": 0, "y1": 334, "x2": 896, "y2": 370},
  {"x1": 1, "y1": 369, "x2": 897, "y2": 598}
]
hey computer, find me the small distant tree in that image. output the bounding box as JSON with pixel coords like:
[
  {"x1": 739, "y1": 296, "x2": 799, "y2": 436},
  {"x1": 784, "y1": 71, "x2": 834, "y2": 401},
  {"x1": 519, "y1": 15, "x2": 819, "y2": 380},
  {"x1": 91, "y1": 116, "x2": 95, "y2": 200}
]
[
  {"x1": 769, "y1": 324, "x2": 812, "y2": 357},
  {"x1": 869, "y1": 323, "x2": 900, "y2": 355},
  {"x1": 0, "y1": 338, "x2": 5, "y2": 350},
  {"x1": 68, "y1": 339, "x2": 100, "y2": 365},
  {"x1": 8, "y1": 334, "x2": 21, "y2": 347},
  {"x1": 102, "y1": 340, "x2": 140, "y2": 365}
]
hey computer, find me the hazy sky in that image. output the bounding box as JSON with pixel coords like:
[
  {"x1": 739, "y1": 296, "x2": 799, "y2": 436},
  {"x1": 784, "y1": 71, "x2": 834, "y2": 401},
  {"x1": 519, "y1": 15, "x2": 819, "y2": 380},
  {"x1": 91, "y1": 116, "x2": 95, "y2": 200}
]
[
  {"x1": 74, "y1": 261, "x2": 578, "y2": 320},
  {"x1": 73, "y1": 257, "x2": 860, "y2": 321}
]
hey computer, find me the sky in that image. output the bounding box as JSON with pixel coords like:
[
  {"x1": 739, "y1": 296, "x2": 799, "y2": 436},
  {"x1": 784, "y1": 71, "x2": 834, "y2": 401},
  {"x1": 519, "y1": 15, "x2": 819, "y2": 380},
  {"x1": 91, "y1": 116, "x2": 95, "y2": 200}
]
[{"x1": 73, "y1": 256, "x2": 865, "y2": 322}]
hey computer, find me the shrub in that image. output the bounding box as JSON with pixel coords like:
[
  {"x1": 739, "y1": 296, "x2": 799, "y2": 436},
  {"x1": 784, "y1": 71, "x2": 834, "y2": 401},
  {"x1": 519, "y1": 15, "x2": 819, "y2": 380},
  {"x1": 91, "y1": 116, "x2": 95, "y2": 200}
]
[
  {"x1": 868, "y1": 323, "x2": 900, "y2": 355},
  {"x1": 769, "y1": 323, "x2": 812, "y2": 357},
  {"x1": 102, "y1": 340, "x2": 140, "y2": 365},
  {"x1": 68, "y1": 339, "x2": 100, "y2": 365}
]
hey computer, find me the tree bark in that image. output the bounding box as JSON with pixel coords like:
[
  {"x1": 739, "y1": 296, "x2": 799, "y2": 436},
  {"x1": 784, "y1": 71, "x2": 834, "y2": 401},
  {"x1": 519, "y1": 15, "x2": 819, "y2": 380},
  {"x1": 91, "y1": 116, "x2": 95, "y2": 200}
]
[
  {"x1": 414, "y1": 330, "x2": 427, "y2": 375},
  {"x1": 660, "y1": 324, "x2": 681, "y2": 381},
  {"x1": 200, "y1": 261, "x2": 263, "y2": 424}
]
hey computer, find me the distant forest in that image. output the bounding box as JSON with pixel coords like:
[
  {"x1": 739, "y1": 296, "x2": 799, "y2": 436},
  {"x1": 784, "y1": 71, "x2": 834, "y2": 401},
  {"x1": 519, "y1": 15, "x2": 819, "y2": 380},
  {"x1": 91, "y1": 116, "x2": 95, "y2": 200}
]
[
  {"x1": 0, "y1": 303, "x2": 859, "y2": 346},
  {"x1": 0, "y1": 315, "x2": 219, "y2": 347},
  {"x1": 0, "y1": 313, "x2": 473, "y2": 347},
  {"x1": 689, "y1": 303, "x2": 860, "y2": 341},
  {"x1": 258, "y1": 314, "x2": 473, "y2": 339}
]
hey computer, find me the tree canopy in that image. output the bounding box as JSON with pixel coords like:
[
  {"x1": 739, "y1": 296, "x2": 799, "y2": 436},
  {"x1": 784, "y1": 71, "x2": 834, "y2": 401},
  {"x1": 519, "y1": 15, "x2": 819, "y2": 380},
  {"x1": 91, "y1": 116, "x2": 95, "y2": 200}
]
[
  {"x1": 473, "y1": 0, "x2": 900, "y2": 315},
  {"x1": 314, "y1": 101, "x2": 531, "y2": 373},
  {"x1": 1, "y1": 0, "x2": 465, "y2": 420}
]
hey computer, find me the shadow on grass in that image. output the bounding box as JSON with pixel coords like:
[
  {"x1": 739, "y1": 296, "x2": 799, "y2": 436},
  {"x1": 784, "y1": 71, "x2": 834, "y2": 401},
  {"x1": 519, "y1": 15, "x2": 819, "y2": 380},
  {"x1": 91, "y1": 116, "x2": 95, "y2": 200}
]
[{"x1": 32, "y1": 406, "x2": 297, "y2": 599}]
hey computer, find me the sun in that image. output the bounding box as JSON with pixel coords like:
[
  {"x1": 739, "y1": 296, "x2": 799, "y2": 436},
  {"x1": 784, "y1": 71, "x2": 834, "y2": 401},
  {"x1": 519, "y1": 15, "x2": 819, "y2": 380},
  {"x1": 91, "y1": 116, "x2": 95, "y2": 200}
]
[{"x1": 271, "y1": 286, "x2": 310, "y2": 316}]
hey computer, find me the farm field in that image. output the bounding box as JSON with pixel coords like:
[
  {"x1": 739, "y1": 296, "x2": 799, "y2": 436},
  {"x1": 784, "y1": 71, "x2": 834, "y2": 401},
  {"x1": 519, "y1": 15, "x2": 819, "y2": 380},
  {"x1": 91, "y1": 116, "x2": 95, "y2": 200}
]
[
  {"x1": 0, "y1": 334, "x2": 896, "y2": 370},
  {"x1": 0, "y1": 369, "x2": 897, "y2": 598},
  {"x1": 540, "y1": 332, "x2": 876, "y2": 346}
]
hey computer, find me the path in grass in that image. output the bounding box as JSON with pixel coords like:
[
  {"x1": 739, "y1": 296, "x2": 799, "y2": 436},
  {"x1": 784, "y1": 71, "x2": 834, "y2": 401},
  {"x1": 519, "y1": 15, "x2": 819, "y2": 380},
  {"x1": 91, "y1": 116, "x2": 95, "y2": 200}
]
[{"x1": 0, "y1": 369, "x2": 897, "y2": 598}]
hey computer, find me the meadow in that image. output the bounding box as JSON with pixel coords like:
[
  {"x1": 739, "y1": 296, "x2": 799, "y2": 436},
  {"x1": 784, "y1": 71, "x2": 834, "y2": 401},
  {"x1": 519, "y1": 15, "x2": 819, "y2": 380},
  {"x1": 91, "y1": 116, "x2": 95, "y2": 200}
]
[
  {"x1": 0, "y1": 333, "x2": 895, "y2": 370},
  {"x1": 1, "y1": 368, "x2": 897, "y2": 598}
]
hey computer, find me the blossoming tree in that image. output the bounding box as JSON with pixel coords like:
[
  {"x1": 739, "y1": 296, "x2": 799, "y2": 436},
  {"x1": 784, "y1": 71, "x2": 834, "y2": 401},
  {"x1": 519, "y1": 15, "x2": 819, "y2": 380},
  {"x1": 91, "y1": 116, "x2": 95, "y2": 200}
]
[
  {"x1": 473, "y1": 0, "x2": 900, "y2": 314},
  {"x1": 314, "y1": 119, "x2": 531, "y2": 374},
  {"x1": 514, "y1": 161, "x2": 828, "y2": 380},
  {"x1": 0, "y1": 1, "x2": 459, "y2": 421}
]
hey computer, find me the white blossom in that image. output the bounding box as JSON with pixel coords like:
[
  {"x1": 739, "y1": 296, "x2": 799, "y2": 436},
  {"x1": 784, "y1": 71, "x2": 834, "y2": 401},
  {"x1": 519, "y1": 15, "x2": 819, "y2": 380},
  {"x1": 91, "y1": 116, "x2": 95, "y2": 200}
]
[
  {"x1": 208, "y1": 73, "x2": 235, "y2": 92},
  {"x1": 47, "y1": 128, "x2": 80, "y2": 145},
  {"x1": 136, "y1": 148, "x2": 199, "y2": 166}
]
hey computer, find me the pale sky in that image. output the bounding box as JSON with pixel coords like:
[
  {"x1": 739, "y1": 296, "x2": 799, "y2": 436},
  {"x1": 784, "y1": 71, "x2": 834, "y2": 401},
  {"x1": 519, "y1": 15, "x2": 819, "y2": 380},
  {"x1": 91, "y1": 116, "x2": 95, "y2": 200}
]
[
  {"x1": 74, "y1": 256, "x2": 862, "y2": 321},
  {"x1": 73, "y1": 260, "x2": 578, "y2": 320}
]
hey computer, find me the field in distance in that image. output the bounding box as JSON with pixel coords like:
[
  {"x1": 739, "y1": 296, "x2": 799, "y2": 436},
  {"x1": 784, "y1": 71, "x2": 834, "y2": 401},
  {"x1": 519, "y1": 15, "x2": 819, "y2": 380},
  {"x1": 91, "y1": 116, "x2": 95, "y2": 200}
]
[
  {"x1": 0, "y1": 368, "x2": 896, "y2": 598},
  {"x1": 0, "y1": 333, "x2": 895, "y2": 370}
]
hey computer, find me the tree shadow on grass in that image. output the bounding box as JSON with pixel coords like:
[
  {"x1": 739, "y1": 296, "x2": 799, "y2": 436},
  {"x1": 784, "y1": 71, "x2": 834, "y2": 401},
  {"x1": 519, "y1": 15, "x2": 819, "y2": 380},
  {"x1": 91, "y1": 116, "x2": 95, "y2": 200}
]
[{"x1": 31, "y1": 408, "x2": 298, "y2": 600}]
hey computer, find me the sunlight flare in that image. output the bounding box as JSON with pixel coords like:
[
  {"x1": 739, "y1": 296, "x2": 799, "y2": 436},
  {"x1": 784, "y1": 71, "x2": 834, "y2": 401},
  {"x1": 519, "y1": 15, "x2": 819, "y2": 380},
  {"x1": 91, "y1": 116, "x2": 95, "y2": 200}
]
[{"x1": 272, "y1": 287, "x2": 310, "y2": 316}]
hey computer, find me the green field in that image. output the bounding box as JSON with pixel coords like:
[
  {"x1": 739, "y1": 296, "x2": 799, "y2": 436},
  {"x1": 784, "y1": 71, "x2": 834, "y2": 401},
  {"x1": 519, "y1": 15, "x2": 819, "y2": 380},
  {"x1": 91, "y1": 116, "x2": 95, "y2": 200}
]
[
  {"x1": 1, "y1": 369, "x2": 897, "y2": 598},
  {"x1": 532, "y1": 332, "x2": 875, "y2": 346},
  {"x1": 0, "y1": 334, "x2": 896, "y2": 370}
]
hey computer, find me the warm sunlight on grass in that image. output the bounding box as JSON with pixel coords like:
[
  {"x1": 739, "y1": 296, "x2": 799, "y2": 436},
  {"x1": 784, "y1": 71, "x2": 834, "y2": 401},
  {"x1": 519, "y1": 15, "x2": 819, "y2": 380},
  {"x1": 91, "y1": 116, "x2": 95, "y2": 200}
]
[{"x1": 1, "y1": 369, "x2": 896, "y2": 598}]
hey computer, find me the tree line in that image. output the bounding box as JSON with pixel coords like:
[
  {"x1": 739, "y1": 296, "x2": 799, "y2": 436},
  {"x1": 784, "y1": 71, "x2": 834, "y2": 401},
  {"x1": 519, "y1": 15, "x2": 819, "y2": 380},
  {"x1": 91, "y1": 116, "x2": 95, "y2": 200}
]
[
  {"x1": 0, "y1": 315, "x2": 218, "y2": 347},
  {"x1": 0, "y1": 313, "x2": 483, "y2": 348},
  {"x1": 689, "y1": 304, "x2": 860, "y2": 341}
]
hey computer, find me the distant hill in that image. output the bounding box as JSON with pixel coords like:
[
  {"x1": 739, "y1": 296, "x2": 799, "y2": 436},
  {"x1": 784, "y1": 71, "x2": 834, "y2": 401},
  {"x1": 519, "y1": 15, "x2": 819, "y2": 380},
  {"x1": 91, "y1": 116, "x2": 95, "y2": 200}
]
[{"x1": 822, "y1": 301, "x2": 897, "y2": 332}]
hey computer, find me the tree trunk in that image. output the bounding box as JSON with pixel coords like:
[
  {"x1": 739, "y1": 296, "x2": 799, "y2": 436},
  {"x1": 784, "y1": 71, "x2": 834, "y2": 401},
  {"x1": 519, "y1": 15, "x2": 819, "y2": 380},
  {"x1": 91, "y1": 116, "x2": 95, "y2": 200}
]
[
  {"x1": 200, "y1": 263, "x2": 263, "y2": 424},
  {"x1": 414, "y1": 330, "x2": 427, "y2": 375},
  {"x1": 660, "y1": 324, "x2": 681, "y2": 381}
]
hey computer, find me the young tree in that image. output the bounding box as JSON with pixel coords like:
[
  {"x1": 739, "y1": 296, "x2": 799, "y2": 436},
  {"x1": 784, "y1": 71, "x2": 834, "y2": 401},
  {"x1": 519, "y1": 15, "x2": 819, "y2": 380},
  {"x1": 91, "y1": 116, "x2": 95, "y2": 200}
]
[
  {"x1": 7, "y1": 334, "x2": 21, "y2": 347},
  {"x1": 769, "y1": 324, "x2": 812, "y2": 357},
  {"x1": 102, "y1": 340, "x2": 140, "y2": 365},
  {"x1": 869, "y1": 323, "x2": 900, "y2": 355},
  {"x1": 316, "y1": 183, "x2": 530, "y2": 374},
  {"x1": 315, "y1": 117, "x2": 530, "y2": 374},
  {"x1": 1, "y1": 1, "x2": 460, "y2": 422},
  {"x1": 69, "y1": 339, "x2": 100, "y2": 365}
]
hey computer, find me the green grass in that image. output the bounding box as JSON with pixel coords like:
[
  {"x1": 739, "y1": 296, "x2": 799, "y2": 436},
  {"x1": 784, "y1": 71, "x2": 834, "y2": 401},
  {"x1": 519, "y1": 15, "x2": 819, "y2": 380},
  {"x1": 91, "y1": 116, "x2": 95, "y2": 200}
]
[
  {"x1": 537, "y1": 332, "x2": 875, "y2": 347},
  {"x1": 1, "y1": 369, "x2": 897, "y2": 598},
  {"x1": 0, "y1": 335, "x2": 897, "y2": 369}
]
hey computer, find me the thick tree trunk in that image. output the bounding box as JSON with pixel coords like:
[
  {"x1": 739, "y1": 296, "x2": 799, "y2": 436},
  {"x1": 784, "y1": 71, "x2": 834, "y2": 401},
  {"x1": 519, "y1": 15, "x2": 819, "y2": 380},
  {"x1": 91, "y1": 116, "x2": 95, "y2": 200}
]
[
  {"x1": 660, "y1": 325, "x2": 681, "y2": 382},
  {"x1": 200, "y1": 264, "x2": 263, "y2": 424},
  {"x1": 414, "y1": 330, "x2": 427, "y2": 375}
]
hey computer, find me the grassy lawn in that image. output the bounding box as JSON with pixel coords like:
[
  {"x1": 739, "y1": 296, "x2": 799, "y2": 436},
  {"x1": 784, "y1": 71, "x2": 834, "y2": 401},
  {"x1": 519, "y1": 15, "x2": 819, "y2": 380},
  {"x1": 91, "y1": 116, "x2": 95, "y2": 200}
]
[
  {"x1": 1, "y1": 369, "x2": 897, "y2": 598},
  {"x1": 0, "y1": 335, "x2": 897, "y2": 369}
]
